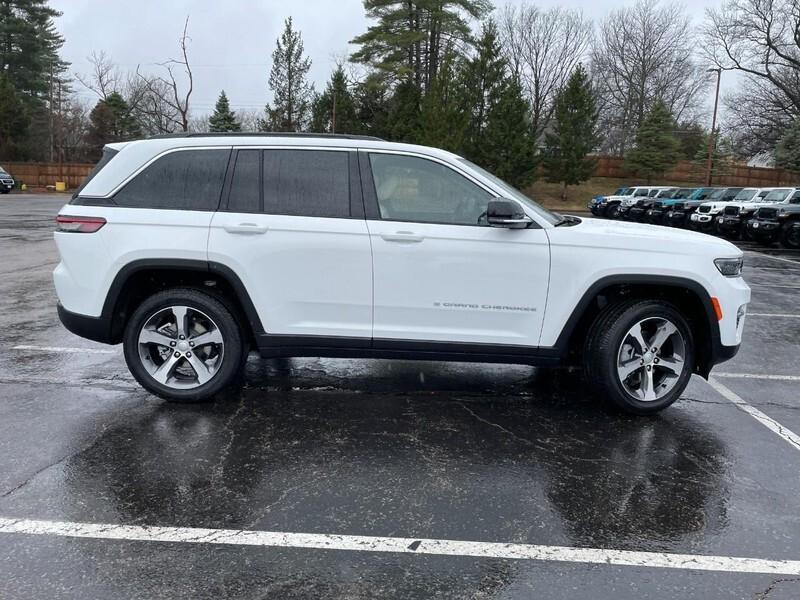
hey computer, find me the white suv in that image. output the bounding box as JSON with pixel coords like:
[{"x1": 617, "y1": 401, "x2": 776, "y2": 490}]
[{"x1": 54, "y1": 134, "x2": 750, "y2": 415}]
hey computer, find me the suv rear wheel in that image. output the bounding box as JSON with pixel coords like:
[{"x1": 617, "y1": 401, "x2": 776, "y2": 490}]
[
  {"x1": 780, "y1": 221, "x2": 800, "y2": 249},
  {"x1": 584, "y1": 300, "x2": 694, "y2": 415},
  {"x1": 123, "y1": 288, "x2": 245, "y2": 402}
]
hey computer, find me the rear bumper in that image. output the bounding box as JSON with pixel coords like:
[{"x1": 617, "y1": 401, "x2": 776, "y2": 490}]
[{"x1": 57, "y1": 302, "x2": 115, "y2": 344}]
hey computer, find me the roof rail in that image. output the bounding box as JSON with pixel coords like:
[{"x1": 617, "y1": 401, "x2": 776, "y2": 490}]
[{"x1": 147, "y1": 132, "x2": 385, "y2": 142}]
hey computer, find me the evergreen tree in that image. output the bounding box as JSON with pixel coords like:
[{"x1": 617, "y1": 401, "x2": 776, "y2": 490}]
[
  {"x1": 384, "y1": 79, "x2": 422, "y2": 143},
  {"x1": 460, "y1": 20, "x2": 507, "y2": 162},
  {"x1": 775, "y1": 119, "x2": 800, "y2": 172},
  {"x1": 692, "y1": 130, "x2": 735, "y2": 182},
  {"x1": 481, "y1": 78, "x2": 538, "y2": 188},
  {"x1": 625, "y1": 99, "x2": 681, "y2": 182},
  {"x1": 260, "y1": 17, "x2": 313, "y2": 132},
  {"x1": 351, "y1": 0, "x2": 490, "y2": 93},
  {"x1": 0, "y1": 0, "x2": 68, "y2": 104},
  {"x1": 310, "y1": 67, "x2": 359, "y2": 134},
  {"x1": 85, "y1": 92, "x2": 140, "y2": 160},
  {"x1": 208, "y1": 91, "x2": 241, "y2": 132},
  {"x1": 417, "y1": 52, "x2": 467, "y2": 152},
  {"x1": 542, "y1": 65, "x2": 598, "y2": 200},
  {"x1": 353, "y1": 73, "x2": 391, "y2": 138},
  {"x1": 0, "y1": 75, "x2": 30, "y2": 160}
]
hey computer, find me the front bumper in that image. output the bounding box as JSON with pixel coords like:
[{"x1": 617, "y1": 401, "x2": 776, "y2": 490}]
[
  {"x1": 746, "y1": 219, "x2": 781, "y2": 237},
  {"x1": 716, "y1": 215, "x2": 743, "y2": 232}
]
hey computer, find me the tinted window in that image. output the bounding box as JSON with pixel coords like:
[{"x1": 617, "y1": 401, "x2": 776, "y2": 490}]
[
  {"x1": 228, "y1": 150, "x2": 261, "y2": 213},
  {"x1": 790, "y1": 191, "x2": 800, "y2": 204},
  {"x1": 634, "y1": 189, "x2": 649, "y2": 196},
  {"x1": 114, "y1": 149, "x2": 229, "y2": 210},
  {"x1": 72, "y1": 147, "x2": 119, "y2": 200},
  {"x1": 369, "y1": 153, "x2": 493, "y2": 226},
  {"x1": 262, "y1": 150, "x2": 349, "y2": 218}
]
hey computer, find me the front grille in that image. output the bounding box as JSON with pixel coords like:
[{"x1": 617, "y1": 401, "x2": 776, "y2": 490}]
[
  {"x1": 723, "y1": 206, "x2": 739, "y2": 216},
  {"x1": 757, "y1": 208, "x2": 778, "y2": 220},
  {"x1": 0, "y1": 179, "x2": 12, "y2": 185},
  {"x1": 698, "y1": 205, "x2": 711, "y2": 213}
]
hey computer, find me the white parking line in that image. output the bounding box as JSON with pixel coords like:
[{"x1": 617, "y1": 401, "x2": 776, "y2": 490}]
[
  {"x1": 744, "y1": 251, "x2": 800, "y2": 266},
  {"x1": 11, "y1": 345, "x2": 117, "y2": 355},
  {"x1": 708, "y1": 377, "x2": 800, "y2": 452},
  {"x1": 1, "y1": 517, "x2": 799, "y2": 576},
  {"x1": 715, "y1": 373, "x2": 800, "y2": 382},
  {"x1": 747, "y1": 313, "x2": 800, "y2": 318}
]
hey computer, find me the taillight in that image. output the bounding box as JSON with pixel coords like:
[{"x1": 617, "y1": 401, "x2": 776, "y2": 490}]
[{"x1": 56, "y1": 215, "x2": 106, "y2": 233}]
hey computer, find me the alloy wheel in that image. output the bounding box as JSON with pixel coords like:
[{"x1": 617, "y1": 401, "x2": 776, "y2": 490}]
[
  {"x1": 616, "y1": 317, "x2": 686, "y2": 402},
  {"x1": 137, "y1": 305, "x2": 224, "y2": 389}
]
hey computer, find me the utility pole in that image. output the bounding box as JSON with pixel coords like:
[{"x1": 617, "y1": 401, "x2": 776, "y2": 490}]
[
  {"x1": 332, "y1": 88, "x2": 337, "y2": 134},
  {"x1": 48, "y1": 60, "x2": 54, "y2": 163},
  {"x1": 705, "y1": 68, "x2": 722, "y2": 186}
]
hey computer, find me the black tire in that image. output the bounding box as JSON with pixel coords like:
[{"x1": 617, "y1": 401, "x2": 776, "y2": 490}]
[
  {"x1": 583, "y1": 300, "x2": 695, "y2": 416},
  {"x1": 606, "y1": 204, "x2": 621, "y2": 219},
  {"x1": 780, "y1": 221, "x2": 800, "y2": 249},
  {"x1": 123, "y1": 287, "x2": 245, "y2": 402},
  {"x1": 0, "y1": 189, "x2": 10, "y2": 194}
]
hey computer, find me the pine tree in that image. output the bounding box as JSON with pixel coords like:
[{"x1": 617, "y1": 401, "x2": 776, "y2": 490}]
[
  {"x1": 692, "y1": 128, "x2": 735, "y2": 182},
  {"x1": 542, "y1": 65, "x2": 598, "y2": 200},
  {"x1": 0, "y1": 75, "x2": 30, "y2": 160},
  {"x1": 384, "y1": 79, "x2": 422, "y2": 143},
  {"x1": 208, "y1": 91, "x2": 241, "y2": 132},
  {"x1": 260, "y1": 17, "x2": 313, "y2": 132},
  {"x1": 353, "y1": 73, "x2": 391, "y2": 138},
  {"x1": 310, "y1": 67, "x2": 359, "y2": 134},
  {"x1": 459, "y1": 20, "x2": 507, "y2": 162},
  {"x1": 85, "y1": 92, "x2": 140, "y2": 160},
  {"x1": 775, "y1": 119, "x2": 800, "y2": 172},
  {"x1": 481, "y1": 78, "x2": 538, "y2": 188},
  {"x1": 417, "y1": 52, "x2": 467, "y2": 152},
  {"x1": 625, "y1": 99, "x2": 681, "y2": 182},
  {"x1": 351, "y1": 0, "x2": 490, "y2": 94}
]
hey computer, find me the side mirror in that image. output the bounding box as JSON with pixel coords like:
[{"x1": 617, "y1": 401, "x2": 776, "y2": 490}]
[{"x1": 486, "y1": 199, "x2": 532, "y2": 229}]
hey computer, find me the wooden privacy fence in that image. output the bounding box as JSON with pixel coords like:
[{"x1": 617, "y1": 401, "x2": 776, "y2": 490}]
[
  {"x1": 593, "y1": 156, "x2": 800, "y2": 187},
  {"x1": 2, "y1": 162, "x2": 94, "y2": 189},
  {"x1": 4, "y1": 157, "x2": 800, "y2": 190}
]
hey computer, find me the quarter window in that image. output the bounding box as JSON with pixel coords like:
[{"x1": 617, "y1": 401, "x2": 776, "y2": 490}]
[
  {"x1": 262, "y1": 150, "x2": 350, "y2": 218},
  {"x1": 368, "y1": 153, "x2": 493, "y2": 225},
  {"x1": 114, "y1": 149, "x2": 230, "y2": 211}
]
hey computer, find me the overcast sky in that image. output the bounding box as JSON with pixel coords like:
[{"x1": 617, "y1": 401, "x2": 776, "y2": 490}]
[{"x1": 51, "y1": 0, "x2": 726, "y2": 117}]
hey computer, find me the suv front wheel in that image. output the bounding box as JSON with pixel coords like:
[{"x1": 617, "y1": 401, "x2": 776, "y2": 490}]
[
  {"x1": 584, "y1": 300, "x2": 694, "y2": 415},
  {"x1": 123, "y1": 288, "x2": 245, "y2": 402}
]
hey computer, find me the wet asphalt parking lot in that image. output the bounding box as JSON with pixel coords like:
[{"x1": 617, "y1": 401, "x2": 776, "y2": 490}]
[{"x1": 1, "y1": 195, "x2": 799, "y2": 599}]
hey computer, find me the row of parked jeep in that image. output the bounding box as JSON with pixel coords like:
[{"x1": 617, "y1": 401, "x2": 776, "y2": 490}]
[{"x1": 587, "y1": 185, "x2": 800, "y2": 249}]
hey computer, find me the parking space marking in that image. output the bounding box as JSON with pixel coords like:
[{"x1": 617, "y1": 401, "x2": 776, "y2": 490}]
[
  {"x1": 744, "y1": 251, "x2": 800, "y2": 266},
  {"x1": 747, "y1": 313, "x2": 800, "y2": 318},
  {"x1": 708, "y1": 377, "x2": 800, "y2": 452},
  {"x1": 715, "y1": 373, "x2": 800, "y2": 382},
  {"x1": 1, "y1": 517, "x2": 800, "y2": 576},
  {"x1": 11, "y1": 345, "x2": 117, "y2": 355}
]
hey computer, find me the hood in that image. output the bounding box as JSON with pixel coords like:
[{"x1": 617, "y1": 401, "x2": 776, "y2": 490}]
[{"x1": 549, "y1": 217, "x2": 741, "y2": 258}]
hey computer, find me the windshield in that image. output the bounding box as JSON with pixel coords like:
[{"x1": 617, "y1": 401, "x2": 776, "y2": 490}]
[
  {"x1": 733, "y1": 189, "x2": 758, "y2": 201},
  {"x1": 656, "y1": 188, "x2": 677, "y2": 198},
  {"x1": 764, "y1": 188, "x2": 792, "y2": 201},
  {"x1": 691, "y1": 188, "x2": 711, "y2": 200},
  {"x1": 458, "y1": 158, "x2": 559, "y2": 225},
  {"x1": 708, "y1": 189, "x2": 726, "y2": 200},
  {"x1": 0, "y1": 167, "x2": 8, "y2": 175},
  {"x1": 614, "y1": 187, "x2": 629, "y2": 195}
]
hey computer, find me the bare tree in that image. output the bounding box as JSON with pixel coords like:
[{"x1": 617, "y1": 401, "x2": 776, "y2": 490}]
[
  {"x1": 705, "y1": 0, "x2": 800, "y2": 115},
  {"x1": 499, "y1": 3, "x2": 593, "y2": 140},
  {"x1": 136, "y1": 16, "x2": 194, "y2": 132},
  {"x1": 76, "y1": 51, "x2": 121, "y2": 100},
  {"x1": 592, "y1": 0, "x2": 708, "y2": 155},
  {"x1": 722, "y1": 71, "x2": 798, "y2": 158}
]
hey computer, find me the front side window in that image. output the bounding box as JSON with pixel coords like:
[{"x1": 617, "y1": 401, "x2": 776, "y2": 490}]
[
  {"x1": 369, "y1": 153, "x2": 493, "y2": 226},
  {"x1": 114, "y1": 149, "x2": 229, "y2": 210},
  {"x1": 790, "y1": 191, "x2": 800, "y2": 204},
  {"x1": 262, "y1": 149, "x2": 350, "y2": 218},
  {"x1": 634, "y1": 189, "x2": 649, "y2": 197}
]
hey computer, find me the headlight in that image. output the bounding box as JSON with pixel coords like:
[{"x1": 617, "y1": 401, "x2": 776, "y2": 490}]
[
  {"x1": 714, "y1": 257, "x2": 743, "y2": 277},
  {"x1": 778, "y1": 208, "x2": 788, "y2": 218}
]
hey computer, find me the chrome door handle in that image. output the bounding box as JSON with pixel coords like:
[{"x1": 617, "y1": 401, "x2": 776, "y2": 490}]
[
  {"x1": 223, "y1": 223, "x2": 268, "y2": 235},
  {"x1": 380, "y1": 231, "x2": 424, "y2": 243}
]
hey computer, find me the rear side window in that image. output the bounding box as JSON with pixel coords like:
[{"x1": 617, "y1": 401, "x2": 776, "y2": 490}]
[
  {"x1": 228, "y1": 150, "x2": 261, "y2": 213},
  {"x1": 72, "y1": 147, "x2": 119, "y2": 200},
  {"x1": 262, "y1": 149, "x2": 349, "y2": 218},
  {"x1": 114, "y1": 149, "x2": 230, "y2": 211}
]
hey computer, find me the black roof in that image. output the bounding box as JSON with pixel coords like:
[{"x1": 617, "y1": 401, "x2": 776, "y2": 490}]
[{"x1": 148, "y1": 132, "x2": 384, "y2": 142}]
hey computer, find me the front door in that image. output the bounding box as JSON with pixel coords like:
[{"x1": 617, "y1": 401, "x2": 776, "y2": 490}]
[{"x1": 362, "y1": 151, "x2": 550, "y2": 348}]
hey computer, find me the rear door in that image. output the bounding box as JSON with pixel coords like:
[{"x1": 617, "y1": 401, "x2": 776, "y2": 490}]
[{"x1": 208, "y1": 147, "x2": 373, "y2": 342}]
